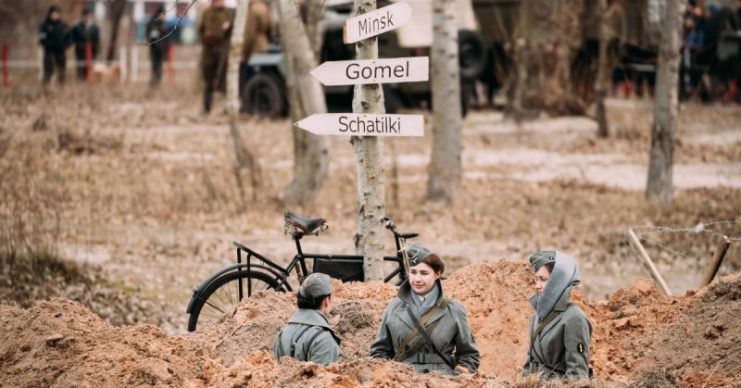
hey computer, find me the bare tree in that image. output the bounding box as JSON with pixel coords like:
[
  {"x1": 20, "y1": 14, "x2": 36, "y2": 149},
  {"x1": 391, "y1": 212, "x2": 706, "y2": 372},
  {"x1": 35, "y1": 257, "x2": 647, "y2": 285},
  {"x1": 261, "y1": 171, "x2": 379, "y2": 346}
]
[
  {"x1": 427, "y1": 0, "x2": 462, "y2": 202},
  {"x1": 507, "y1": 0, "x2": 586, "y2": 118},
  {"x1": 106, "y1": 0, "x2": 127, "y2": 62},
  {"x1": 277, "y1": 0, "x2": 329, "y2": 206},
  {"x1": 646, "y1": 0, "x2": 683, "y2": 204},
  {"x1": 594, "y1": 0, "x2": 610, "y2": 138},
  {"x1": 227, "y1": 0, "x2": 262, "y2": 201},
  {"x1": 350, "y1": 0, "x2": 385, "y2": 281}
]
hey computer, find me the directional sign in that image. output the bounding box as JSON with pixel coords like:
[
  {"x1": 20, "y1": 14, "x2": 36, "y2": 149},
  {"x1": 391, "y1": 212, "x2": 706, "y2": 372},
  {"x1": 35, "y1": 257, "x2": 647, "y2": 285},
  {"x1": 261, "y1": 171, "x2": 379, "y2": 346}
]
[
  {"x1": 343, "y1": 2, "x2": 412, "y2": 44},
  {"x1": 311, "y1": 57, "x2": 428, "y2": 86},
  {"x1": 295, "y1": 113, "x2": 424, "y2": 137}
]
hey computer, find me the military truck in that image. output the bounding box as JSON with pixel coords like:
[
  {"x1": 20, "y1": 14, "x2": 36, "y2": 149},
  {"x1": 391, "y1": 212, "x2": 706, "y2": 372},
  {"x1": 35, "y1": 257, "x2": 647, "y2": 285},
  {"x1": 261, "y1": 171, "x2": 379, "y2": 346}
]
[{"x1": 240, "y1": 0, "x2": 488, "y2": 117}]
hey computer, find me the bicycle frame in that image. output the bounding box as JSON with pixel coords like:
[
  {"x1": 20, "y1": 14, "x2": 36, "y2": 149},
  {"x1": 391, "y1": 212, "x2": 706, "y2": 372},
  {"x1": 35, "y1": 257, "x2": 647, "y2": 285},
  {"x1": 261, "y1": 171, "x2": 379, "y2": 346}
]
[
  {"x1": 186, "y1": 217, "x2": 417, "y2": 324},
  {"x1": 231, "y1": 223, "x2": 412, "y2": 297}
]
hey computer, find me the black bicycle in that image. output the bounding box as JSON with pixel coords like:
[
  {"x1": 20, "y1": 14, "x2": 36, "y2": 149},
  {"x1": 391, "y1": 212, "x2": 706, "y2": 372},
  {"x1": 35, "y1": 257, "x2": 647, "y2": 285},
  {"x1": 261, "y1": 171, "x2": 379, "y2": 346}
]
[{"x1": 185, "y1": 211, "x2": 419, "y2": 332}]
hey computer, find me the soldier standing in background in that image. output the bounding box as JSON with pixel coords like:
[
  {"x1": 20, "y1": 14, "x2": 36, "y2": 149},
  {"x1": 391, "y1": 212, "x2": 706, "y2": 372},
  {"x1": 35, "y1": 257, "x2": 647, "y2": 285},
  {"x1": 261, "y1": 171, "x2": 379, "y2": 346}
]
[
  {"x1": 39, "y1": 5, "x2": 70, "y2": 86},
  {"x1": 198, "y1": 0, "x2": 234, "y2": 113},
  {"x1": 242, "y1": 0, "x2": 271, "y2": 65},
  {"x1": 71, "y1": 7, "x2": 100, "y2": 81},
  {"x1": 146, "y1": 6, "x2": 168, "y2": 87}
]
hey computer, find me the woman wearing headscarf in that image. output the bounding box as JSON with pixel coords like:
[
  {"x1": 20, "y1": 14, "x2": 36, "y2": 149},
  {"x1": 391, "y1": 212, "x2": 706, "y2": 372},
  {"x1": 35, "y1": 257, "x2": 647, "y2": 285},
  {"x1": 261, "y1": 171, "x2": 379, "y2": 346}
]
[
  {"x1": 523, "y1": 250, "x2": 592, "y2": 379},
  {"x1": 370, "y1": 243, "x2": 479, "y2": 375}
]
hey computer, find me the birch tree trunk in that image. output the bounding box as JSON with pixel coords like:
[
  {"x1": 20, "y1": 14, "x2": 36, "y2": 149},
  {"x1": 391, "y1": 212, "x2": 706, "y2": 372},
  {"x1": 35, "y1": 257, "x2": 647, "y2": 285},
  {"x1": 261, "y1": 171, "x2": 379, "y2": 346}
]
[
  {"x1": 646, "y1": 0, "x2": 682, "y2": 204},
  {"x1": 304, "y1": 0, "x2": 325, "y2": 61},
  {"x1": 427, "y1": 0, "x2": 462, "y2": 202},
  {"x1": 278, "y1": 0, "x2": 329, "y2": 206},
  {"x1": 228, "y1": 0, "x2": 262, "y2": 201},
  {"x1": 351, "y1": 0, "x2": 385, "y2": 281}
]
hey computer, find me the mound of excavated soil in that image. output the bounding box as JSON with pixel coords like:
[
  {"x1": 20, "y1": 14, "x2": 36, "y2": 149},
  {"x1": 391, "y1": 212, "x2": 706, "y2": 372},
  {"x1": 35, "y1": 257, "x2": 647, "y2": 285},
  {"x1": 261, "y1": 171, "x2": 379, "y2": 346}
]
[
  {"x1": 0, "y1": 298, "x2": 210, "y2": 387},
  {"x1": 1, "y1": 260, "x2": 739, "y2": 387}
]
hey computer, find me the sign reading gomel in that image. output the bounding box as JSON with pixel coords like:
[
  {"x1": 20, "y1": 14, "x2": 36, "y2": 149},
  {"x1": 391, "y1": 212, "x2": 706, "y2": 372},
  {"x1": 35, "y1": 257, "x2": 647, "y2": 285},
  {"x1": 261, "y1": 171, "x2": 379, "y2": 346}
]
[
  {"x1": 311, "y1": 57, "x2": 429, "y2": 86},
  {"x1": 295, "y1": 113, "x2": 424, "y2": 137},
  {"x1": 343, "y1": 2, "x2": 412, "y2": 44}
]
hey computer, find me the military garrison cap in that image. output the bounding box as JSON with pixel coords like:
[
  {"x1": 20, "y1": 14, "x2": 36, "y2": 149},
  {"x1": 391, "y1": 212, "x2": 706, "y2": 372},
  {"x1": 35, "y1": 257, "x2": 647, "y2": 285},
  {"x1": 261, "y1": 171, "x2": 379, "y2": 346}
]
[
  {"x1": 299, "y1": 273, "x2": 332, "y2": 299},
  {"x1": 529, "y1": 250, "x2": 556, "y2": 272},
  {"x1": 405, "y1": 242, "x2": 434, "y2": 266}
]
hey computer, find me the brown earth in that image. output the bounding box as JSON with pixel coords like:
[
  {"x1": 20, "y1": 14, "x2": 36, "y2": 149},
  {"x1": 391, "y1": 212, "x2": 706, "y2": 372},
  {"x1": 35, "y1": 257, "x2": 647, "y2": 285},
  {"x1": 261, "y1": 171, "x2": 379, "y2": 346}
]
[
  {"x1": 1, "y1": 77, "x2": 739, "y2": 387},
  {"x1": 2, "y1": 260, "x2": 738, "y2": 387}
]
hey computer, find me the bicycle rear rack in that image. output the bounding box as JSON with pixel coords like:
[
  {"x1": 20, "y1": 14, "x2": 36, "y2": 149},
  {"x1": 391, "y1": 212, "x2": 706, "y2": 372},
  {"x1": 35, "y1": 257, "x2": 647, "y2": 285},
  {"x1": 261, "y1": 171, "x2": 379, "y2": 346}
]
[{"x1": 233, "y1": 241, "x2": 291, "y2": 299}]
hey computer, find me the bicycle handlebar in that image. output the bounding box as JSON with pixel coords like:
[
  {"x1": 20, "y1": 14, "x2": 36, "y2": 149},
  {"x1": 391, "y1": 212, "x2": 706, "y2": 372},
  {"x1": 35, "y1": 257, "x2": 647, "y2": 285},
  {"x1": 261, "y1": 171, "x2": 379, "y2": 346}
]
[
  {"x1": 382, "y1": 217, "x2": 396, "y2": 231},
  {"x1": 382, "y1": 217, "x2": 419, "y2": 240}
]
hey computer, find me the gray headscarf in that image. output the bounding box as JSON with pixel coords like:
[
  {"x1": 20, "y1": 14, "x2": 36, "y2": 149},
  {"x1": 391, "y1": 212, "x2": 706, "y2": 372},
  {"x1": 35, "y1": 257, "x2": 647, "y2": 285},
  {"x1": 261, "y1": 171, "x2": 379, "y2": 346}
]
[{"x1": 529, "y1": 251, "x2": 581, "y2": 322}]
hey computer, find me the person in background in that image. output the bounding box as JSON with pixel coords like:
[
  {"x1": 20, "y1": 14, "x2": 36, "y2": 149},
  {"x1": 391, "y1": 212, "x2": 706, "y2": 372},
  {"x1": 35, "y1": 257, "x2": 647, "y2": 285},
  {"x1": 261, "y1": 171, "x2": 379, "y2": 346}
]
[
  {"x1": 70, "y1": 7, "x2": 100, "y2": 81},
  {"x1": 146, "y1": 6, "x2": 168, "y2": 87},
  {"x1": 197, "y1": 0, "x2": 234, "y2": 113},
  {"x1": 39, "y1": 5, "x2": 71, "y2": 85},
  {"x1": 273, "y1": 273, "x2": 341, "y2": 365},
  {"x1": 370, "y1": 243, "x2": 480, "y2": 375},
  {"x1": 241, "y1": 0, "x2": 271, "y2": 65},
  {"x1": 523, "y1": 251, "x2": 592, "y2": 379}
]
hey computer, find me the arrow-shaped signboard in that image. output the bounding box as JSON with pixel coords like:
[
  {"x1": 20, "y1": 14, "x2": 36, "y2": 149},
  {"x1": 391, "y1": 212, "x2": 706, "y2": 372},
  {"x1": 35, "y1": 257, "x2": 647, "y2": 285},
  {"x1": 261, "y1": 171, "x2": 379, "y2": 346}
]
[
  {"x1": 311, "y1": 57, "x2": 429, "y2": 86},
  {"x1": 343, "y1": 2, "x2": 412, "y2": 44},
  {"x1": 295, "y1": 113, "x2": 424, "y2": 137}
]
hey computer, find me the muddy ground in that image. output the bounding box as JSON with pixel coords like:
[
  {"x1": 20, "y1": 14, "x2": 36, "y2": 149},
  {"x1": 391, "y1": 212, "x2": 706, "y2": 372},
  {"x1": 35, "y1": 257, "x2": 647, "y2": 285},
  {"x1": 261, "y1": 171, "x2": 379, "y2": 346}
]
[{"x1": 0, "y1": 82, "x2": 739, "y2": 386}]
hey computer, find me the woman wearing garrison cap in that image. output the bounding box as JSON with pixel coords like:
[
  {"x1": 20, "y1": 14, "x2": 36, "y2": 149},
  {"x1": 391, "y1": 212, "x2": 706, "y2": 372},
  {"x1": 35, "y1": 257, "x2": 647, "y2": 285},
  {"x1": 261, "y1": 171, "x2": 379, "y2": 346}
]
[
  {"x1": 523, "y1": 251, "x2": 592, "y2": 379},
  {"x1": 370, "y1": 243, "x2": 479, "y2": 375}
]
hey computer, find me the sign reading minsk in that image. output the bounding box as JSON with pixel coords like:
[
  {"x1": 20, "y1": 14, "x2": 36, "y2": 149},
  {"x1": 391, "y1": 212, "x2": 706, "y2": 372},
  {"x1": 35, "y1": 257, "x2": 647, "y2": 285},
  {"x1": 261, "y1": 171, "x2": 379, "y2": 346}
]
[
  {"x1": 343, "y1": 2, "x2": 412, "y2": 44},
  {"x1": 295, "y1": 113, "x2": 424, "y2": 137},
  {"x1": 311, "y1": 57, "x2": 429, "y2": 86}
]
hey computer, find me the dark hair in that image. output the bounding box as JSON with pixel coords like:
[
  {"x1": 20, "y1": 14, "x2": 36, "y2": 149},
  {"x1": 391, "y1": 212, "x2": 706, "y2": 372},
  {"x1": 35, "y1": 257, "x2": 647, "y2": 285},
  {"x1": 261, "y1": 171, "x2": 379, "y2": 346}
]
[
  {"x1": 82, "y1": 7, "x2": 92, "y2": 16},
  {"x1": 420, "y1": 253, "x2": 445, "y2": 274},
  {"x1": 48, "y1": 5, "x2": 62, "y2": 16},
  {"x1": 297, "y1": 293, "x2": 330, "y2": 309},
  {"x1": 544, "y1": 262, "x2": 554, "y2": 273}
]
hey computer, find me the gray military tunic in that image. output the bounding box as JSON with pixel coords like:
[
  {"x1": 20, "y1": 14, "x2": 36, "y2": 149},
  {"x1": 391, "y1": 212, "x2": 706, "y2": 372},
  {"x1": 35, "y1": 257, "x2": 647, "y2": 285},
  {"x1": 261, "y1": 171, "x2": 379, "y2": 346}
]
[
  {"x1": 273, "y1": 308, "x2": 341, "y2": 366},
  {"x1": 523, "y1": 293, "x2": 592, "y2": 378},
  {"x1": 370, "y1": 280, "x2": 480, "y2": 374},
  {"x1": 523, "y1": 251, "x2": 592, "y2": 379}
]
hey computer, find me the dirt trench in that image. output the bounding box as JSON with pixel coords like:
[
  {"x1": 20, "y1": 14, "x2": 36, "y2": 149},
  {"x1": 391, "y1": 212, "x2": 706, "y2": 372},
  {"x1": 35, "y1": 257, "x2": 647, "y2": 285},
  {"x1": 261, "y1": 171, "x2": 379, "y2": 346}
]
[{"x1": 1, "y1": 260, "x2": 739, "y2": 387}]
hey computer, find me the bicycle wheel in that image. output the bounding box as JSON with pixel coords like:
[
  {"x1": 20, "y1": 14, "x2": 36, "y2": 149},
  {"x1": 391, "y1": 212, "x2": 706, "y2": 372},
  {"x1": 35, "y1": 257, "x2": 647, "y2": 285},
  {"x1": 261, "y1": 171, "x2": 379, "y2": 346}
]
[{"x1": 187, "y1": 270, "x2": 283, "y2": 332}]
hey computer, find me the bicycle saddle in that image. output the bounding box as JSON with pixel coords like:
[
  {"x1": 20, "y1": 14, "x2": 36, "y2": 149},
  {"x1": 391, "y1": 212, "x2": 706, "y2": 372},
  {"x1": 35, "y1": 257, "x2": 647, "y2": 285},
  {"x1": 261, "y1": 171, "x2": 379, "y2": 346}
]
[{"x1": 284, "y1": 211, "x2": 327, "y2": 235}]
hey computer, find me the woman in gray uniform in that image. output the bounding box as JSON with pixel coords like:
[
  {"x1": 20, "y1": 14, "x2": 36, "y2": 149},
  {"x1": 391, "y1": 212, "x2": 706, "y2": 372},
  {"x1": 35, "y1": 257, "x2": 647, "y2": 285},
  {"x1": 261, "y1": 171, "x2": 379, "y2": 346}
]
[
  {"x1": 523, "y1": 250, "x2": 592, "y2": 379},
  {"x1": 370, "y1": 243, "x2": 480, "y2": 375}
]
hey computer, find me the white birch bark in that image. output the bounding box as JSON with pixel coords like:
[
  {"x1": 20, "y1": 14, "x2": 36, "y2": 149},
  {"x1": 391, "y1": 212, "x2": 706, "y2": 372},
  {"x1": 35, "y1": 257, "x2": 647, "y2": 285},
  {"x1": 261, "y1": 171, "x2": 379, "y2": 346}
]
[
  {"x1": 351, "y1": 0, "x2": 385, "y2": 281},
  {"x1": 427, "y1": 0, "x2": 462, "y2": 202},
  {"x1": 646, "y1": 0, "x2": 682, "y2": 204},
  {"x1": 228, "y1": 0, "x2": 261, "y2": 199},
  {"x1": 277, "y1": 0, "x2": 329, "y2": 206}
]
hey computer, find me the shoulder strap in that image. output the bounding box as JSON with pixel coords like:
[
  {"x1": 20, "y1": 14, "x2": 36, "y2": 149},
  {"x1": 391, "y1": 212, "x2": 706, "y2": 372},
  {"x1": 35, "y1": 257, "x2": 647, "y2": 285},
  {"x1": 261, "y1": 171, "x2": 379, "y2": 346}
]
[
  {"x1": 527, "y1": 309, "x2": 562, "y2": 367},
  {"x1": 530, "y1": 310, "x2": 560, "y2": 345},
  {"x1": 393, "y1": 299, "x2": 448, "y2": 361},
  {"x1": 289, "y1": 325, "x2": 315, "y2": 358},
  {"x1": 402, "y1": 304, "x2": 456, "y2": 369}
]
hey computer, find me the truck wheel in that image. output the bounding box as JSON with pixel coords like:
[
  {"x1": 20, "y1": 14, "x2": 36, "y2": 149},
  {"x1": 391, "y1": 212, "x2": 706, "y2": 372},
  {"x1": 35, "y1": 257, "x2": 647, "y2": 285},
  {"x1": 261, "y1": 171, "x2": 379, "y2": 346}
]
[
  {"x1": 458, "y1": 29, "x2": 488, "y2": 81},
  {"x1": 241, "y1": 73, "x2": 285, "y2": 118}
]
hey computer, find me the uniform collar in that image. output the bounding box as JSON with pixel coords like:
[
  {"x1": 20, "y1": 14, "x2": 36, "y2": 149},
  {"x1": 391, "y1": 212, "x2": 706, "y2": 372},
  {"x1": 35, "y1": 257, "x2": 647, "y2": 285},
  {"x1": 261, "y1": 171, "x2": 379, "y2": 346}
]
[
  {"x1": 288, "y1": 308, "x2": 332, "y2": 330},
  {"x1": 398, "y1": 279, "x2": 444, "y2": 306}
]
